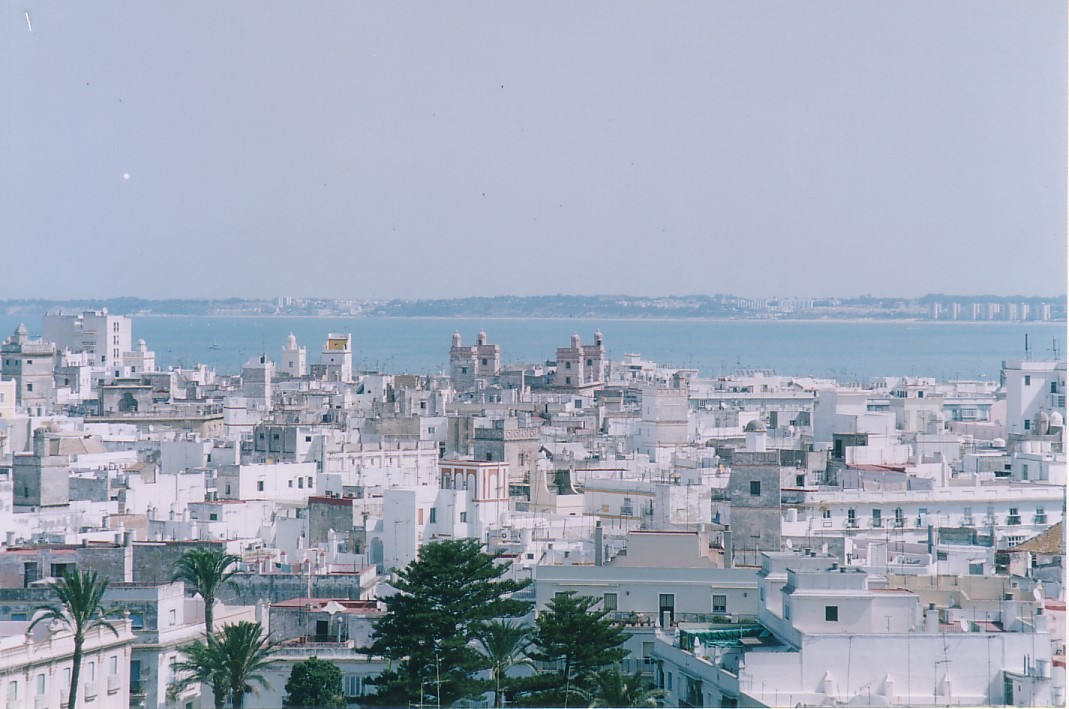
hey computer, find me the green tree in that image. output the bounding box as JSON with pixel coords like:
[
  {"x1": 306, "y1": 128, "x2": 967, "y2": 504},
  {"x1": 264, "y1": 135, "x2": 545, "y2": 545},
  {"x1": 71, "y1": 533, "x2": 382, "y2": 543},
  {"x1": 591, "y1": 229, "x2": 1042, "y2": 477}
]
[
  {"x1": 367, "y1": 539, "x2": 532, "y2": 706},
  {"x1": 284, "y1": 656, "x2": 346, "y2": 708},
  {"x1": 580, "y1": 663, "x2": 665, "y2": 708},
  {"x1": 173, "y1": 621, "x2": 277, "y2": 709},
  {"x1": 30, "y1": 569, "x2": 122, "y2": 709},
  {"x1": 527, "y1": 591, "x2": 628, "y2": 703},
  {"x1": 171, "y1": 546, "x2": 241, "y2": 636},
  {"x1": 170, "y1": 639, "x2": 228, "y2": 709},
  {"x1": 475, "y1": 620, "x2": 535, "y2": 708}
]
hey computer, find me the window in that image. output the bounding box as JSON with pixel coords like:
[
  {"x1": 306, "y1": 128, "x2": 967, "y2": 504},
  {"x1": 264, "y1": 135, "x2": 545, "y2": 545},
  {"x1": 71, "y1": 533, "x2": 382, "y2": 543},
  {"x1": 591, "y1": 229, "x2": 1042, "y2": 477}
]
[
  {"x1": 784, "y1": 603, "x2": 790, "y2": 620},
  {"x1": 847, "y1": 508, "x2": 857, "y2": 527},
  {"x1": 565, "y1": 361, "x2": 571, "y2": 369},
  {"x1": 460, "y1": 512, "x2": 467, "y2": 523},
  {"x1": 712, "y1": 595, "x2": 727, "y2": 614},
  {"x1": 169, "y1": 609, "x2": 177, "y2": 626},
  {"x1": 603, "y1": 592, "x2": 618, "y2": 611},
  {"x1": 87, "y1": 661, "x2": 95, "y2": 682},
  {"x1": 749, "y1": 480, "x2": 761, "y2": 496},
  {"x1": 796, "y1": 474, "x2": 805, "y2": 487},
  {"x1": 825, "y1": 605, "x2": 839, "y2": 622},
  {"x1": 1052, "y1": 381, "x2": 1059, "y2": 393},
  {"x1": 109, "y1": 656, "x2": 118, "y2": 675},
  {"x1": 565, "y1": 376, "x2": 571, "y2": 385},
  {"x1": 1024, "y1": 419, "x2": 1031, "y2": 430},
  {"x1": 822, "y1": 509, "x2": 831, "y2": 519},
  {"x1": 26, "y1": 383, "x2": 32, "y2": 392},
  {"x1": 298, "y1": 477, "x2": 304, "y2": 488},
  {"x1": 1024, "y1": 375, "x2": 1031, "y2": 386},
  {"x1": 894, "y1": 508, "x2": 904, "y2": 527},
  {"x1": 1008, "y1": 507, "x2": 1020, "y2": 525},
  {"x1": 872, "y1": 509, "x2": 882, "y2": 527},
  {"x1": 1035, "y1": 507, "x2": 1047, "y2": 523},
  {"x1": 586, "y1": 359, "x2": 593, "y2": 367},
  {"x1": 481, "y1": 358, "x2": 488, "y2": 366},
  {"x1": 36, "y1": 674, "x2": 45, "y2": 696},
  {"x1": 307, "y1": 477, "x2": 314, "y2": 488},
  {"x1": 305, "y1": 436, "x2": 312, "y2": 442},
  {"x1": 130, "y1": 612, "x2": 144, "y2": 629},
  {"x1": 344, "y1": 675, "x2": 364, "y2": 697},
  {"x1": 256, "y1": 481, "x2": 264, "y2": 492},
  {"x1": 209, "y1": 512, "x2": 218, "y2": 521},
  {"x1": 429, "y1": 508, "x2": 436, "y2": 523},
  {"x1": 113, "y1": 322, "x2": 119, "y2": 332}
]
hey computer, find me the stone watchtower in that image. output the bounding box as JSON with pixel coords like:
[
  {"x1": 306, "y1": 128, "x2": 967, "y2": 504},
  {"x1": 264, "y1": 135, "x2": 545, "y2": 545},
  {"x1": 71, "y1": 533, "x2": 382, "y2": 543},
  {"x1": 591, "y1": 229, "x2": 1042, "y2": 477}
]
[
  {"x1": 1, "y1": 324, "x2": 55, "y2": 416},
  {"x1": 13, "y1": 428, "x2": 70, "y2": 508},
  {"x1": 450, "y1": 331, "x2": 501, "y2": 392},
  {"x1": 554, "y1": 331, "x2": 605, "y2": 389}
]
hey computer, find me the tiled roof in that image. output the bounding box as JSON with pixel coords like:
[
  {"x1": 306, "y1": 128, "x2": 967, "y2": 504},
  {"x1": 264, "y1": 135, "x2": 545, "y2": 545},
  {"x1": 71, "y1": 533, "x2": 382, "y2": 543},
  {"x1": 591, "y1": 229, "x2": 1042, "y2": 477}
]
[{"x1": 1010, "y1": 521, "x2": 1064, "y2": 555}]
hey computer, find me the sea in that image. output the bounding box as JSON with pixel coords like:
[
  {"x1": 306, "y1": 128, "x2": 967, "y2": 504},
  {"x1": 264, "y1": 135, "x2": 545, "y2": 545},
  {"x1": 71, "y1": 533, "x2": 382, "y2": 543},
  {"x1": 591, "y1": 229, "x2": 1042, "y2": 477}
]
[{"x1": 1, "y1": 314, "x2": 1063, "y2": 384}]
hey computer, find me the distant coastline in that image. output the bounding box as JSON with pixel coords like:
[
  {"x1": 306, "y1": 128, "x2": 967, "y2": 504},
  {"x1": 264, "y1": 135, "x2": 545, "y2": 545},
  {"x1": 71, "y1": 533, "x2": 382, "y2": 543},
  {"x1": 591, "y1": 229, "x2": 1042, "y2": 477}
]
[{"x1": 0, "y1": 294, "x2": 1064, "y2": 323}]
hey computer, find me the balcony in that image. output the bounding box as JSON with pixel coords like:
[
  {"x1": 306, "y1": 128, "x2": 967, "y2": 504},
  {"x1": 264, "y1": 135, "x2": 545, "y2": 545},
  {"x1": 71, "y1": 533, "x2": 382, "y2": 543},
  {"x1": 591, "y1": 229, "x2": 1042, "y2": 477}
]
[
  {"x1": 1034, "y1": 515, "x2": 1048, "y2": 524},
  {"x1": 1007, "y1": 516, "x2": 1021, "y2": 526},
  {"x1": 871, "y1": 519, "x2": 883, "y2": 528},
  {"x1": 961, "y1": 516, "x2": 975, "y2": 526},
  {"x1": 893, "y1": 519, "x2": 905, "y2": 528},
  {"x1": 107, "y1": 675, "x2": 121, "y2": 694},
  {"x1": 83, "y1": 682, "x2": 97, "y2": 700},
  {"x1": 846, "y1": 520, "x2": 858, "y2": 529}
]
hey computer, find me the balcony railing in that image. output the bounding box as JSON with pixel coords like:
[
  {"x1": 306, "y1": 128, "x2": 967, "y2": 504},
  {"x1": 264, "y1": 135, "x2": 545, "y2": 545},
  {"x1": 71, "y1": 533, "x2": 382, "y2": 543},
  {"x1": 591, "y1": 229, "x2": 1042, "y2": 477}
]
[
  {"x1": 1007, "y1": 516, "x2": 1021, "y2": 526},
  {"x1": 1034, "y1": 515, "x2": 1048, "y2": 524},
  {"x1": 871, "y1": 519, "x2": 883, "y2": 528}
]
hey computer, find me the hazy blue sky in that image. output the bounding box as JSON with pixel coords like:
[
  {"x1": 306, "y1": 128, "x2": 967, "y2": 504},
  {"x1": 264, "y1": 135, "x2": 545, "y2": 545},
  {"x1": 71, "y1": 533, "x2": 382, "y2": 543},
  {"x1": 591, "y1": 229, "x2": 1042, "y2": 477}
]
[{"x1": 3, "y1": 2, "x2": 1065, "y2": 300}]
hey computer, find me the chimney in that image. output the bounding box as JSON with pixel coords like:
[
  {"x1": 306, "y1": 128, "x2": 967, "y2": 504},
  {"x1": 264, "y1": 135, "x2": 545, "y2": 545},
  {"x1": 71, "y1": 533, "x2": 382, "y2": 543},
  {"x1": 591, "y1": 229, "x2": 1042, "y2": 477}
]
[
  {"x1": 1001, "y1": 593, "x2": 1019, "y2": 632},
  {"x1": 594, "y1": 521, "x2": 604, "y2": 566},
  {"x1": 925, "y1": 602, "x2": 939, "y2": 633},
  {"x1": 1034, "y1": 607, "x2": 1048, "y2": 633},
  {"x1": 722, "y1": 526, "x2": 733, "y2": 568}
]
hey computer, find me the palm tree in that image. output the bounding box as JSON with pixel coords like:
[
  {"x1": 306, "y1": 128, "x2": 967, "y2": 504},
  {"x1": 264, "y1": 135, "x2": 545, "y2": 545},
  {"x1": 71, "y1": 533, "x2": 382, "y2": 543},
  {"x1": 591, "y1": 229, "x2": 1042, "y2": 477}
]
[
  {"x1": 475, "y1": 619, "x2": 535, "y2": 708},
  {"x1": 172, "y1": 546, "x2": 241, "y2": 636},
  {"x1": 175, "y1": 621, "x2": 278, "y2": 709},
  {"x1": 170, "y1": 639, "x2": 228, "y2": 709},
  {"x1": 581, "y1": 663, "x2": 665, "y2": 708},
  {"x1": 30, "y1": 569, "x2": 122, "y2": 709}
]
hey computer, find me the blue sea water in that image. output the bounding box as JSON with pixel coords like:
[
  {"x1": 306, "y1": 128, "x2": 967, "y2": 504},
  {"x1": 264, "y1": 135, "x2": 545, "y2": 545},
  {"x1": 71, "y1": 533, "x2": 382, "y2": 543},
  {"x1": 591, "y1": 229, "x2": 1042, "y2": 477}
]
[{"x1": 2, "y1": 314, "x2": 1062, "y2": 383}]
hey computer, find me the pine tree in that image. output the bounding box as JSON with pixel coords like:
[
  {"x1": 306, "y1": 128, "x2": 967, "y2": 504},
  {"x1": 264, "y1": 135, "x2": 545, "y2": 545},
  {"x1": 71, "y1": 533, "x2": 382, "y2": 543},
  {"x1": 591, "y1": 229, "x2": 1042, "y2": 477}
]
[
  {"x1": 367, "y1": 539, "x2": 532, "y2": 706},
  {"x1": 526, "y1": 591, "x2": 629, "y2": 705}
]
